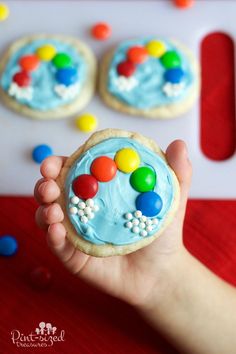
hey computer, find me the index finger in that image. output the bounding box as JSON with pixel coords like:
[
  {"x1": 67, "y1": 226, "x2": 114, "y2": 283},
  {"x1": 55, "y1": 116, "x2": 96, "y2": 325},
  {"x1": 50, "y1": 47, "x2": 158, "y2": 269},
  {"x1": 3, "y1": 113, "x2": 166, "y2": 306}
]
[{"x1": 40, "y1": 156, "x2": 67, "y2": 180}]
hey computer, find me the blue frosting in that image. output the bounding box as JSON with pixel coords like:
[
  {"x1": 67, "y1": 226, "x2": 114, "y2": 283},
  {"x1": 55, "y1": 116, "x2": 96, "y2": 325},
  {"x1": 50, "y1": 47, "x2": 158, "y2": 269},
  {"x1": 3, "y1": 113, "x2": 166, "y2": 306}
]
[
  {"x1": 66, "y1": 138, "x2": 175, "y2": 246},
  {"x1": 108, "y1": 38, "x2": 194, "y2": 109},
  {"x1": 0, "y1": 39, "x2": 86, "y2": 110}
]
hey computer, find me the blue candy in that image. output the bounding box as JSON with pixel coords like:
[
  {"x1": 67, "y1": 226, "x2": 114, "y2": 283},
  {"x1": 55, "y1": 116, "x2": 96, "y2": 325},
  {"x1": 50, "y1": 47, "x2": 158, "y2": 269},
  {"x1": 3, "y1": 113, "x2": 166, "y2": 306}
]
[
  {"x1": 56, "y1": 67, "x2": 78, "y2": 86},
  {"x1": 164, "y1": 67, "x2": 185, "y2": 84},
  {"x1": 136, "y1": 191, "x2": 163, "y2": 217},
  {"x1": 32, "y1": 144, "x2": 53, "y2": 164},
  {"x1": 0, "y1": 235, "x2": 18, "y2": 256}
]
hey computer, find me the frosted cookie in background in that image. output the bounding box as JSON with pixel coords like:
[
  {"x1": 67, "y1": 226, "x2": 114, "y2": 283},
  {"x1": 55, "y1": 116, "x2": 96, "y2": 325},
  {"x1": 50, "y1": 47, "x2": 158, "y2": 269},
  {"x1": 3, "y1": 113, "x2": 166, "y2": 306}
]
[
  {"x1": 99, "y1": 38, "x2": 199, "y2": 119},
  {"x1": 0, "y1": 34, "x2": 96, "y2": 119}
]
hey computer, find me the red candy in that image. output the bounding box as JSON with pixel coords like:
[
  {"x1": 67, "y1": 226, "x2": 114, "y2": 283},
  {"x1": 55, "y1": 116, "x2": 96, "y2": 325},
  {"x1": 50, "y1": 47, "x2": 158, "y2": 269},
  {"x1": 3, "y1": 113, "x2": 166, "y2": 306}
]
[
  {"x1": 73, "y1": 174, "x2": 98, "y2": 199},
  {"x1": 30, "y1": 266, "x2": 52, "y2": 290},
  {"x1": 91, "y1": 22, "x2": 112, "y2": 40},
  {"x1": 13, "y1": 71, "x2": 31, "y2": 87},
  {"x1": 127, "y1": 46, "x2": 148, "y2": 64},
  {"x1": 173, "y1": 0, "x2": 195, "y2": 8},
  {"x1": 19, "y1": 54, "x2": 40, "y2": 71},
  {"x1": 117, "y1": 60, "x2": 136, "y2": 77},
  {"x1": 91, "y1": 156, "x2": 117, "y2": 182}
]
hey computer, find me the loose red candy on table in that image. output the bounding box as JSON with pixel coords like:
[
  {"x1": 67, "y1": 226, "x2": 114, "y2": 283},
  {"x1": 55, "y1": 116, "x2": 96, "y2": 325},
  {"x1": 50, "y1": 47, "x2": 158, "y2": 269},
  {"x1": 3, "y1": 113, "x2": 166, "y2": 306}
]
[
  {"x1": 13, "y1": 71, "x2": 31, "y2": 87},
  {"x1": 173, "y1": 0, "x2": 195, "y2": 8},
  {"x1": 90, "y1": 156, "x2": 117, "y2": 182},
  {"x1": 19, "y1": 54, "x2": 40, "y2": 71},
  {"x1": 91, "y1": 22, "x2": 112, "y2": 40},
  {"x1": 127, "y1": 46, "x2": 148, "y2": 64},
  {"x1": 30, "y1": 266, "x2": 52, "y2": 290},
  {"x1": 73, "y1": 174, "x2": 98, "y2": 199},
  {"x1": 117, "y1": 60, "x2": 136, "y2": 77}
]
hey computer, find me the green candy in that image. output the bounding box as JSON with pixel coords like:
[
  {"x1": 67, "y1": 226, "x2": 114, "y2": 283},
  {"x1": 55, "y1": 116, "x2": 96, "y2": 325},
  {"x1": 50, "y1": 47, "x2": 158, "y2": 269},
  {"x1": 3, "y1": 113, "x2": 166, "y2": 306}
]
[
  {"x1": 160, "y1": 51, "x2": 181, "y2": 69},
  {"x1": 52, "y1": 53, "x2": 72, "y2": 69},
  {"x1": 130, "y1": 166, "x2": 156, "y2": 192}
]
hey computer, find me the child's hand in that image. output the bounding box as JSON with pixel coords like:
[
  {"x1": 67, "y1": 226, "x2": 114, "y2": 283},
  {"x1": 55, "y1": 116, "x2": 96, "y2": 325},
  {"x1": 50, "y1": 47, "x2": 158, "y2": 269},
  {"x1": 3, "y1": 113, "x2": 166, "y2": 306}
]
[{"x1": 34, "y1": 140, "x2": 192, "y2": 307}]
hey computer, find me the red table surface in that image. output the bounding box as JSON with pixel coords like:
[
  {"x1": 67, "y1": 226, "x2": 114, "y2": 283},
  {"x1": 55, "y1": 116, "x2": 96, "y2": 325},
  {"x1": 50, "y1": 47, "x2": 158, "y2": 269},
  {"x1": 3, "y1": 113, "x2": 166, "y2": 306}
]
[{"x1": 0, "y1": 33, "x2": 236, "y2": 354}]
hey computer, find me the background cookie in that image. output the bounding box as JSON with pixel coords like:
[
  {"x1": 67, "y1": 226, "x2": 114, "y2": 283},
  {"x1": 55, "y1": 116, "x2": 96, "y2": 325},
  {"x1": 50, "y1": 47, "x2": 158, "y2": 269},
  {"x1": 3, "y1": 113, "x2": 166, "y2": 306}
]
[
  {"x1": 99, "y1": 37, "x2": 200, "y2": 119},
  {"x1": 0, "y1": 34, "x2": 96, "y2": 119},
  {"x1": 57, "y1": 129, "x2": 180, "y2": 257}
]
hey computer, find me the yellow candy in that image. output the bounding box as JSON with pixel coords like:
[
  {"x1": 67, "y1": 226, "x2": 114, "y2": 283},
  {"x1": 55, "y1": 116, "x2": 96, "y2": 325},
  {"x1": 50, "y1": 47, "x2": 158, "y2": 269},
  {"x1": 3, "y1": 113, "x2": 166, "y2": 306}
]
[
  {"x1": 36, "y1": 45, "x2": 56, "y2": 61},
  {"x1": 75, "y1": 113, "x2": 97, "y2": 133},
  {"x1": 0, "y1": 3, "x2": 9, "y2": 21},
  {"x1": 115, "y1": 148, "x2": 140, "y2": 173},
  {"x1": 146, "y1": 40, "x2": 166, "y2": 58}
]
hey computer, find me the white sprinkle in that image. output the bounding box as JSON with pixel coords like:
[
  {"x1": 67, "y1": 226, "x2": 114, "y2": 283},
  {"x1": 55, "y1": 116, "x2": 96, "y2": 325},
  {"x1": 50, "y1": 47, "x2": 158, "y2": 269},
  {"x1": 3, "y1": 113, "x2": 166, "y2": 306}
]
[
  {"x1": 140, "y1": 216, "x2": 147, "y2": 222},
  {"x1": 125, "y1": 212, "x2": 133, "y2": 220},
  {"x1": 80, "y1": 215, "x2": 88, "y2": 224},
  {"x1": 78, "y1": 202, "x2": 86, "y2": 210},
  {"x1": 132, "y1": 226, "x2": 140, "y2": 234},
  {"x1": 93, "y1": 204, "x2": 99, "y2": 212},
  {"x1": 69, "y1": 206, "x2": 77, "y2": 215},
  {"x1": 140, "y1": 230, "x2": 148, "y2": 237},
  {"x1": 78, "y1": 209, "x2": 84, "y2": 217},
  {"x1": 84, "y1": 206, "x2": 92, "y2": 215},
  {"x1": 125, "y1": 221, "x2": 132, "y2": 229},
  {"x1": 146, "y1": 225, "x2": 153, "y2": 232},
  {"x1": 132, "y1": 218, "x2": 139, "y2": 226},
  {"x1": 86, "y1": 199, "x2": 94, "y2": 207},
  {"x1": 139, "y1": 222, "x2": 146, "y2": 229},
  {"x1": 134, "y1": 210, "x2": 142, "y2": 218},
  {"x1": 146, "y1": 219, "x2": 153, "y2": 226},
  {"x1": 71, "y1": 196, "x2": 80, "y2": 205},
  {"x1": 152, "y1": 218, "x2": 159, "y2": 225},
  {"x1": 87, "y1": 212, "x2": 95, "y2": 220}
]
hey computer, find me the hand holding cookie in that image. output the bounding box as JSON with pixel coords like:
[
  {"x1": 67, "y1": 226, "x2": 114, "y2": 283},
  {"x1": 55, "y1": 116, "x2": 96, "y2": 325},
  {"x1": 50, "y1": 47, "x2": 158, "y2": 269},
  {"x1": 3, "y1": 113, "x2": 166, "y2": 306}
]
[{"x1": 34, "y1": 131, "x2": 192, "y2": 305}]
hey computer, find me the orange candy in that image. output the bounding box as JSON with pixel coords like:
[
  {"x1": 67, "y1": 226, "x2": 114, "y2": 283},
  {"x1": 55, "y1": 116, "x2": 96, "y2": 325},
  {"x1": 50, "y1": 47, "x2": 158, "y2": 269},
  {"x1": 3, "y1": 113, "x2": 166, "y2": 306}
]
[
  {"x1": 91, "y1": 22, "x2": 112, "y2": 40},
  {"x1": 127, "y1": 46, "x2": 148, "y2": 64},
  {"x1": 173, "y1": 0, "x2": 195, "y2": 8},
  {"x1": 19, "y1": 54, "x2": 40, "y2": 72},
  {"x1": 90, "y1": 156, "x2": 117, "y2": 182}
]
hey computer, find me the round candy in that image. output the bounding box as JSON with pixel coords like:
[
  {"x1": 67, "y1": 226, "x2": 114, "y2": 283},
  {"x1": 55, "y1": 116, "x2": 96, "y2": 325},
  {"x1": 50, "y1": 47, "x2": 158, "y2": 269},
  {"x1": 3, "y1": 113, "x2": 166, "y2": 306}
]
[
  {"x1": 90, "y1": 156, "x2": 117, "y2": 182},
  {"x1": 115, "y1": 148, "x2": 140, "y2": 174},
  {"x1": 32, "y1": 144, "x2": 53, "y2": 164},
  {"x1": 36, "y1": 44, "x2": 56, "y2": 61},
  {"x1": 19, "y1": 54, "x2": 40, "y2": 72},
  {"x1": 52, "y1": 53, "x2": 72, "y2": 69},
  {"x1": 13, "y1": 71, "x2": 31, "y2": 87},
  {"x1": 30, "y1": 266, "x2": 52, "y2": 290},
  {"x1": 55, "y1": 67, "x2": 78, "y2": 86},
  {"x1": 135, "y1": 191, "x2": 163, "y2": 217},
  {"x1": 0, "y1": 235, "x2": 18, "y2": 256},
  {"x1": 160, "y1": 51, "x2": 181, "y2": 69},
  {"x1": 73, "y1": 174, "x2": 98, "y2": 199},
  {"x1": 164, "y1": 67, "x2": 185, "y2": 84},
  {"x1": 91, "y1": 156, "x2": 117, "y2": 182},
  {"x1": 117, "y1": 60, "x2": 136, "y2": 77},
  {"x1": 91, "y1": 22, "x2": 112, "y2": 40},
  {"x1": 146, "y1": 40, "x2": 166, "y2": 58},
  {"x1": 75, "y1": 113, "x2": 97, "y2": 133},
  {"x1": 127, "y1": 46, "x2": 148, "y2": 64},
  {"x1": 0, "y1": 3, "x2": 9, "y2": 21},
  {"x1": 130, "y1": 166, "x2": 156, "y2": 192},
  {"x1": 173, "y1": 0, "x2": 195, "y2": 8}
]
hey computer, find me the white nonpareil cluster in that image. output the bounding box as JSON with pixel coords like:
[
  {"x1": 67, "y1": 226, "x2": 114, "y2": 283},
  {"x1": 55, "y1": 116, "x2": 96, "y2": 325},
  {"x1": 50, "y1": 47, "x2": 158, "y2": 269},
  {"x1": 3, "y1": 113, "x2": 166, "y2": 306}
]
[
  {"x1": 124, "y1": 210, "x2": 159, "y2": 237},
  {"x1": 8, "y1": 82, "x2": 33, "y2": 100},
  {"x1": 162, "y1": 81, "x2": 185, "y2": 97},
  {"x1": 69, "y1": 196, "x2": 99, "y2": 224},
  {"x1": 115, "y1": 76, "x2": 138, "y2": 92},
  {"x1": 54, "y1": 83, "x2": 80, "y2": 100}
]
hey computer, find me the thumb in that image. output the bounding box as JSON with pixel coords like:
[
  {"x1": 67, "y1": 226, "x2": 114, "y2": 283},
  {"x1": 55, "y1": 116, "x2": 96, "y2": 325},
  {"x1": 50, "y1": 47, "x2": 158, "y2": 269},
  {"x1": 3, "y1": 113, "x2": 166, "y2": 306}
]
[{"x1": 166, "y1": 140, "x2": 192, "y2": 218}]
